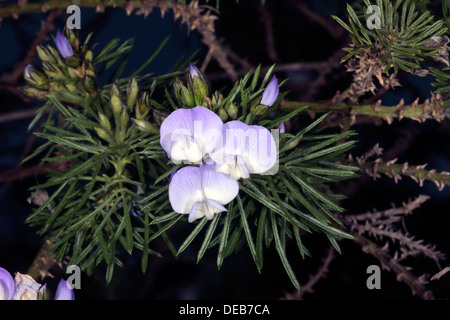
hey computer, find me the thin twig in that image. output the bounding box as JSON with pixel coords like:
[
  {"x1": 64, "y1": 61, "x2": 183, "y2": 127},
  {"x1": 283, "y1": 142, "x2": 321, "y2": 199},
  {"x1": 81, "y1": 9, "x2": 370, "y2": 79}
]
[
  {"x1": 282, "y1": 245, "x2": 335, "y2": 300},
  {"x1": 259, "y1": 2, "x2": 278, "y2": 62},
  {"x1": 0, "y1": 106, "x2": 40, "y2": 123},
  {"x1": 0, "y1": 9, "x2": 61, "y2": 83}
]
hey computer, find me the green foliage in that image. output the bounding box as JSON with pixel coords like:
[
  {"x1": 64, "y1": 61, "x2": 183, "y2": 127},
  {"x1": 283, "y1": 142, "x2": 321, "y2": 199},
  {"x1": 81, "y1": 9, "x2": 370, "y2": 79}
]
[
  {"x1": 24, "y1": 29, "x2": 358, "y2": 289},
  {"x1": 332, "y1": 0, "x2": 447, "y2": 73}
]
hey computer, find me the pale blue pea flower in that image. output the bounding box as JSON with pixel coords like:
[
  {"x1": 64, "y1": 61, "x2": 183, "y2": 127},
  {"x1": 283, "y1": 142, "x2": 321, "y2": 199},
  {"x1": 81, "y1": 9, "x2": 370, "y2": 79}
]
[
  {"x1": 160, "y1": 106, "x2": 223, "y2": 164},
  {"x1": 169, "y1": 163, "x2": 239, "y2": 222},
  {"x1": 209, "y1": 120, "x2": 278, "y2": 180}
]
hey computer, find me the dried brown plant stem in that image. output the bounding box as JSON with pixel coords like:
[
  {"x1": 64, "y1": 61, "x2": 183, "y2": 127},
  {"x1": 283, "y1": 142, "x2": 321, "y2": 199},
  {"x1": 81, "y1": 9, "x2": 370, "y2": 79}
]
[
  {"x1": 207, "y1": 49, "x2": 345, "y2": 83},
  {"x1": 258, "y1": 2, "x2": 278, "y2": 62},
  {"x1": 26, "y1": 240, "x2": 58, "y2": 281},
  {"x1": 0, "y1": 106, "x2": 40, "y2": 123},
  {"x1": 292, "y1": 0, "x2": 346, "y2": 41},
  {"x1": 282, "y1": 245, "x2": 335, "y2": 300}
]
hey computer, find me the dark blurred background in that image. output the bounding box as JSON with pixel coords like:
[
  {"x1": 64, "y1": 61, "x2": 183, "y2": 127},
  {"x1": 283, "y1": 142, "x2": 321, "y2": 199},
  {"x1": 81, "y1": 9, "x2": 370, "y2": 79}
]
[{"x1": 0, "y1": 0, "x2": 449, "y2": 300}]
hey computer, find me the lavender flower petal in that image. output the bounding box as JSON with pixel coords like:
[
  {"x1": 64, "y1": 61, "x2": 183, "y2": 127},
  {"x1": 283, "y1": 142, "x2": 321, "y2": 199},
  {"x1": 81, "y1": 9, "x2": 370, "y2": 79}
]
[
  {"x1": 200, "y1": 163, "x2": 240, "y2": 203},
  {"x1": 53, "y1": 279, "x2": 75, "y2": 300},
  {"x1": 169, "y1": 163, "x2": 238, "y2": 222},
  {"x1": 169, "y1": 166, "x2": 203, "y2": 215},
  {"x1": 189, "y1": 63, "x2": 200, "y2": 79},
  {"x1": 55, "y1": 29, "x2": 74, "y2": 59},
  {"x1": 0, "y1": 267, "x2": 15, "y2": 300},
  {"x1": 24, "y1": 64, "x2": 32, "y2": 78},
  {"x1": 260, "y1": 76, "x2": 279, "y2": 107},
  {"x1": 210, "y1": 120, "x2": 277, "y2": 179}
]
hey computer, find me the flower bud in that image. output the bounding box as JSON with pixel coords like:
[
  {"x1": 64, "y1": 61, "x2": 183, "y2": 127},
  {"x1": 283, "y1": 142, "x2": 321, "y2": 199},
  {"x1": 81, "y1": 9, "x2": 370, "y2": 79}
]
[
  {"x1": 189, "y1": 62, "x2": 200, "y2": 79},
  {"x1": 98, "y1": 113, "x2": 111, "y2": 132},
  {"x1": 86, "y1": 64, "x2": 96, "y2": 78},
  {"x1": 24, "y1": 64, "x2": 32, "y2": 79},
  {"x1": 55, "y1": 29, "x2": 74, "y2": 59},
  {"x1": 41, "y1": 61, "x2": 63, "y2": 79},
  {"x1": 95, "y1": 127, "x2": 111, "y2": 142},
  {"x1": 85, "y1": 50, "x2": 93, "y2": 63},
  {"x1": 152, "y1": 109, "x2": 168, "y2": 127},
  {"x1": 26, "y1": 68, "x2": 49, "y2": 90},
  {"x1": 65, "y1": 83, "x2": 79, "y2": 93},
  {"x1": 174, "y1": 78, "x2": 194, "y2": 107},
  {"x1": 84, "y1": 75, "x2": 97, "y2": 93},
  {"x1": 110, "y1": 94, "x2": 122, "y2": 115},
  {"x1": 252, "y1": 104, "x2": 269, "y2": 116},
  {"x1": 192, "y1": 76, "x2": 209, "y2": 99},
  {"x1": 131, "y1": 118, "x2": 158, "y2": 134},
  {"x1": 260, "y1": 76, "x2": 279, "y2": 107},
  {"x1": 117, "y1": 109, "x2": 130, "y2": 142},
  {"x1": 120, "y1": 108, "x2": 129, "y2": 128},
  {"x1": 211, "y1": 91, "x2": 223, "y2": 110},
  {"x1": 226, "y1": 102, "x2": 238, "y2": 119},
  {"x1": 136, "y1": 93, "x2": 151, "y2": 119},
  {"x1": 218, "y1": 107, "x2": 228, "y2": 121},
  {"x1": 36, "y1": 45, "x2": 55, "y2": 63},
  {"x1": 127, "y1": 78, "x2": 139, "y2": 109},
  {"x1": 65, "y1": 56, "x2": 80, "y2": 68}
]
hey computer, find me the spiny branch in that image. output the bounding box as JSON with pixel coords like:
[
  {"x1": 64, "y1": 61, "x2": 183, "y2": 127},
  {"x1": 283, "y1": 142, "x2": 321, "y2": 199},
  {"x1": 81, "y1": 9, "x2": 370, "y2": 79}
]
[
  {"x1": 343, "y1": 195, "x2": 445, "y2": 299},
  {"x1": 282, "y1": 93, "x2": 450, "y2": 125},
  {"x1": 351, "y1": 144, "x2": 450, "y2": 191},
  {"x1": 354, "y1": 234, "x2": 435, "y2": 300}
]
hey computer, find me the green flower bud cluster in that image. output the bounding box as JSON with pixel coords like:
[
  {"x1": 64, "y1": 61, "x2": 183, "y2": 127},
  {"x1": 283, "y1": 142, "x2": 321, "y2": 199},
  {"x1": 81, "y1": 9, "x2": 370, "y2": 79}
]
[
  {"x1": 172, "y1": 63, "x2": 241, "y2": 122},
  {"x1": 22, "y1": 29, "x2": 97, "y2": 106}
]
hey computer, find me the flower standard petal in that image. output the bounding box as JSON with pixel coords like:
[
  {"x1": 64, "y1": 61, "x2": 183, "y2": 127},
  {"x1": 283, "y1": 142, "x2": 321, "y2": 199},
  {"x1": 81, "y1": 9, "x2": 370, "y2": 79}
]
[
  {"x1": 55, "y1": 29, "x2": 74, "y2": 59},
  {"x1": 160, "y1": 106, "x2": 223, "y2": 163},
  {"x1": 210, "y1": 120, "x2": 249, "y2": 165},
  {"x1": 243, "y1": 124, "x2": 278, "y2": 174},
  {"x1": 210, "y1": 120, "x2": 277, "y2": 179},
  {"x1": 190, "y1": 106, "x2": 224, "y2": 155},
  {"x1": 53, "y1": 279, "x2": 75, "y2": 300},
  {"x1": 260, "y1": 76, "x2": 279, "y2": 107},
  {"x1": 0, "y1": 267, "x2": 15, "y2": 300},
  {"x1": 169, "y1": 166, "x2": 203, "y2": 215},
  {"x1": 160, "y1": 108, "x2": 193, "y2": 157}
]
